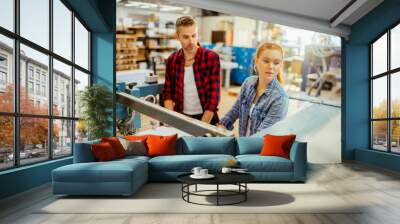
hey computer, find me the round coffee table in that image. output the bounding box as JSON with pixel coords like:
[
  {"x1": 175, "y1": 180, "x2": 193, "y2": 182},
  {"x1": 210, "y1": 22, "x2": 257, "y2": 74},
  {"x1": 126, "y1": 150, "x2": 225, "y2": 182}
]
[{"x1": 177, "y1": 173, "x2": 255, "y2": 206}]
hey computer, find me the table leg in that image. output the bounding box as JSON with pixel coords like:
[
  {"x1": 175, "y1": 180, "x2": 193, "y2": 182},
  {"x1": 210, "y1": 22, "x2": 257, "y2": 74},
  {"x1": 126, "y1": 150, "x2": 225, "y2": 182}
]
[{"x1": 217, "y1": 184, "x2": 219, "y2": 206}]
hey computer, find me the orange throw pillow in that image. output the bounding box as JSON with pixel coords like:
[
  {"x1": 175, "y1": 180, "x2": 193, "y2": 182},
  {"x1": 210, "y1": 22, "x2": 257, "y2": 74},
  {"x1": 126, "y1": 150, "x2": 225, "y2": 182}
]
[
  {"x1": 91, "y1": 142, "x2": 117, "y2": 162},
  {"x1": 124, "y1": 135, "x2": 149, "y2": 141},
  {"x1": 101, "y1": 137, "x2": 126, "y2": 158},
  {"x1": 146, "y1": 134, "x2": 178, "y2": 157},
  {"x1": 259, "y1": 134, "x2": 296, "y2": 159}
]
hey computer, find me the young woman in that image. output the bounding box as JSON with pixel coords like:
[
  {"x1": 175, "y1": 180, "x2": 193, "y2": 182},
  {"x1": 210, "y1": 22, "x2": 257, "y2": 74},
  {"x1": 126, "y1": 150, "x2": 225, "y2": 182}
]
[{"x1": 218, "y1": 42, "x2": 289, "y2": 136}]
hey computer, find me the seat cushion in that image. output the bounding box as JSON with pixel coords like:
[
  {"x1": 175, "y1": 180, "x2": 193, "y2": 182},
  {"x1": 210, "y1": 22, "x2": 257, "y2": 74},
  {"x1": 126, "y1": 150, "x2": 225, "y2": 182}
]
[
  {"x1": 236, "y1": 155, "x2": 293, "y2": 172},
  {"x1": 149, "y1": 154, "x2": 235, "y2": 172},
  {"x1": 52, "y1": 158, "x2": 147, "y2": 183}
]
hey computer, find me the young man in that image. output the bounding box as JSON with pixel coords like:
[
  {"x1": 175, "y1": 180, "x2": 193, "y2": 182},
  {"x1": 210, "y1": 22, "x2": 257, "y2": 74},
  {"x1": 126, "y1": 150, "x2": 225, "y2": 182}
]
[{"x1": 162, "y1": 16, "x2": 221, "y2": 125}]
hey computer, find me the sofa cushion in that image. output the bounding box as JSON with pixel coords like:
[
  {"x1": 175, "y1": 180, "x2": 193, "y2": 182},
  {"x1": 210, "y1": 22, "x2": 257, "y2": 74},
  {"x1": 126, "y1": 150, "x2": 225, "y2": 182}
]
[
  {"x1": 236, "y1": 137, "x2": 263, "y2": 155},
  {"x1": 120, "y1": 138, "x2": 147, "y2": 156},
  {"x1": 91, "y1": 142, "x2": 118, "y2": 162},
  {"x1": 179, "y1": 137, "x2": 235, "y2": 155},
  {"x1": 101, "y1": 137, "x2": 127, "y2": 158},
  {"x1": 236, "y1": 155, "x2": 293, "y2": 172},
  {"x1": 260, "y1": 134, "x2": 296, "y2": 159},
  {"x1": 148, "y1": 154, "x2": 235, "y2": 172},
  {"x1": 52, "y1": 159, "x2": 147, "y2": 183},
  {"x1": 147, "y1": 134, "x2": 178, "y2": 157}
]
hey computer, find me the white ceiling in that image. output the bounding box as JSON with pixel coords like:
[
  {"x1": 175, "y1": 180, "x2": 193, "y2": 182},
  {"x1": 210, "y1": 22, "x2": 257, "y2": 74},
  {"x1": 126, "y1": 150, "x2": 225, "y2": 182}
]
[{"x1": 171, "y1": 0, "x2": 384, "y2": 38}]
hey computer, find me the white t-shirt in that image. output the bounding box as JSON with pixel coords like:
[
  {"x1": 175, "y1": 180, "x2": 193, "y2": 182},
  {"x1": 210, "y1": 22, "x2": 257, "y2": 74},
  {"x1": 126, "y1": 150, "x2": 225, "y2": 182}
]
[
  {"x1": 246, "y1": 103, "x2": 256, "y2": 136},
  {"x1": 183, "y1": 66, "x2": 203, "y2": 115}
]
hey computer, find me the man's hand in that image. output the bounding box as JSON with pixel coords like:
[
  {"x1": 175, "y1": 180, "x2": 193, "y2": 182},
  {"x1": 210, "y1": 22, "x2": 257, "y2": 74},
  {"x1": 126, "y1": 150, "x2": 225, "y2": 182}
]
[
  {"x1": 164, "y1": 100, "x2": 175, "y2": 111},
  {"x1": 201, "y1": 110, "x2": 214, "y2": 124}
]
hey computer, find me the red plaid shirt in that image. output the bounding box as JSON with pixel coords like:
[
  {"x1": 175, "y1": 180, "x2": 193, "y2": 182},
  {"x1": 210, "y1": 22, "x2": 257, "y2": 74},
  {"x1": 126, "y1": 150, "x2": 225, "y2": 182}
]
[{"x1": 162, "y1": 46, "x2": 221, "y2": 116}]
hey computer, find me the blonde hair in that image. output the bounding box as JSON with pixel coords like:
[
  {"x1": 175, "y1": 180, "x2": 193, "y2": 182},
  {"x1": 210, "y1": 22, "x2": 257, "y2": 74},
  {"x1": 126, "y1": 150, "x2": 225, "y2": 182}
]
[
  {"x1": 254, "y1": 42, "x2": 284, "y2": 84},
  {"x1": 175, "y1": 16, "x2": 196, "y2": 30}
]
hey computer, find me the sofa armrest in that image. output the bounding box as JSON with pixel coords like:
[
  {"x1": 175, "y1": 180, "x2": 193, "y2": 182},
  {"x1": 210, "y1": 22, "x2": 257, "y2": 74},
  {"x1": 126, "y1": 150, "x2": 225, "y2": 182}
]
[
  {"x1": 73, "y1": 140, "x2": 100, "y2": 163},
  {"x1": 289, "y1": 141, "x2": 307, "y2": 181}
]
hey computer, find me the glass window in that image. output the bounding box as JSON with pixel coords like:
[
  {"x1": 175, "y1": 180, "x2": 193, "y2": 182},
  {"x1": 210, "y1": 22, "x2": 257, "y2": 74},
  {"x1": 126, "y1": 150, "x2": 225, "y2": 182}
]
[
  {"x1": 74, "y1": 69, "x2": 89, "y2": 118},
  {"x1": 20, "y1": 0, "x2": 49, "y2": 49},
  {"x1": 0, "y1": 35, "x2": 13, "y2": 113},
  {"x1": 20, "y1": 44, "x2": 49, "y2": 115},
  {"x1": 53, "y1": 59, "x2": 72, "y2": 117},
  {"x1": 372, "y1": 33, "x2": 387, "y2": 76},
  {"x1": 53, "y1": 0, "x2": 72, "y2": 60},
  {"x1": 28, "y1": 81, "x2": 34, "y2": 94},
  {"x1": 0, "y1": 116, "x2": 13, "y2": 170},
  {"x1": 391, "y1": 24, "x2": 400, "y2": 70},
  {"x1": 372, "y1": 76, "x2": 387, "y2": 119},
  {"x1": 19, "y1": 117, "x2": 49, "y2": 165},
  {"x1": 74, "y1": 18, "x2": 89, "y2": 70},
  {"x1": 391, "y1": 72, "x2": 400, "y2": 118},
  {"x1": 0, "y1": 0, "x2": 14, "y2": 31},
  {"x1": 53, "y1": 119, "x2": 72, "y2": 158},
  {"x1": 391, "y1": 120, "x2": 400, "y2": 153},
  {"x1": 75, "y1": 120, "x2": 88, "y2": 143},
  {"x1": 372, "y1": 121, "x2": 388, "y2": 151}
]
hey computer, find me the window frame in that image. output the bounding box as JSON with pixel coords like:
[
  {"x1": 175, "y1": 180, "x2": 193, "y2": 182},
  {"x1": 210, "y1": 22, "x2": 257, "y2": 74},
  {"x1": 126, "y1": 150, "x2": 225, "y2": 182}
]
[
  {"x1": 0, "y1": 0, "x2": 92, "y2": 171},
  {"x1": 370, "y1": 21, "x2": 400, "y2": 154}
]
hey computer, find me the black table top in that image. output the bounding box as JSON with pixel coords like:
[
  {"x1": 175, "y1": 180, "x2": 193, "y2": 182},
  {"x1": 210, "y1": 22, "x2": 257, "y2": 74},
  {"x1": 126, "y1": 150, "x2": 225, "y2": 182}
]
[{"x1": 177, "y1": 172, "x2": 255, "y2": 185}]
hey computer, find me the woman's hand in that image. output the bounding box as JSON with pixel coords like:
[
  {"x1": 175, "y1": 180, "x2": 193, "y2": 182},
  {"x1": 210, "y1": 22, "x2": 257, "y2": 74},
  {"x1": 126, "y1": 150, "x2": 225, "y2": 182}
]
[{"x1": 217, "y1": 124, "x2": 226, "y2": 130}]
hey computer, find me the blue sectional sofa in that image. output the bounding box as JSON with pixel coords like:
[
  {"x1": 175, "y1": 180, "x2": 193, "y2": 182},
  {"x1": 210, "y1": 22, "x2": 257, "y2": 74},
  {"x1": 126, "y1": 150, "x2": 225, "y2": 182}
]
[{"x1": 52, "y1": 136, "x2": 307, "y2": 196}]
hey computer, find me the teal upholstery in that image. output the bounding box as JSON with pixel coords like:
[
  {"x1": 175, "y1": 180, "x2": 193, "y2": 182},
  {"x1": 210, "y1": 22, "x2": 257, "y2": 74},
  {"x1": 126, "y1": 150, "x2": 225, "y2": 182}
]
[
  {"x1": 149, "y1": 154, "x2": 234, "y2": 172},
  {"x1": 52, "y1": 158, "x2": 148, "y2": 195},
  {"x1": 236, "y1": 155, "x2": 293, "y2": 172},
  {"x1": 235, "y1": 136, "x2": 263, "y2": 155},
  {"x1": 178, "y1": 137, "x2": 236, "y2": 155},
  {"x1": 52, "y1": 137, "x2": 307, "y2": 195}
]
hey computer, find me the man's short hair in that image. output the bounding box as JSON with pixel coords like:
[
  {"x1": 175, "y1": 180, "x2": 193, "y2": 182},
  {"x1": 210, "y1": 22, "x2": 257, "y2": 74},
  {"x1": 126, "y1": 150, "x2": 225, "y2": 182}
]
[{"x1": 175, "y1": 16, "x2": 196, "y2": 30}]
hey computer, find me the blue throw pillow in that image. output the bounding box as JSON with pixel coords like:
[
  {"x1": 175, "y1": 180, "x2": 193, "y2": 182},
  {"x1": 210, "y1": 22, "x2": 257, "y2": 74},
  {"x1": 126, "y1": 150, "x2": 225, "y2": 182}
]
[
  {"x1": 179, "y1": 137, "x2": 235, "y2": 155},
  {"x1": 236, "y1": 137, "x2": 263, "y2": 155}
]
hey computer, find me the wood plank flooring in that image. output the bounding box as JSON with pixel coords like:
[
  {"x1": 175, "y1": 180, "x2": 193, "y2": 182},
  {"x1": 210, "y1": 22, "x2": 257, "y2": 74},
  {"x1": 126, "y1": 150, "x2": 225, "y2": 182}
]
[{"x1": 1, "y1": 162, "x2": 400, "y2": 224}]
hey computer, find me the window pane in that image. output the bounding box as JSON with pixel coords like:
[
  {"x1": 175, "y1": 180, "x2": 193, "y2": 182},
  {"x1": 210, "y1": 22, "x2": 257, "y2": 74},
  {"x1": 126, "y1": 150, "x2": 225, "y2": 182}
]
[
  {"x1": 391, "y1": 120, "x2": 400, "y2": 153},
  {"x1": 20, "y1": 117, "x2": 49, "y2": 165},
  {"x1": 53, "y1": 0, "x2": 72, "y2": 60},
  {"x1": 20, "y1": 0, "x2": 49, "y2": 49},
  {"x1": 75, "y1": 120, "x2": 88, "y2": 143},
  {"x1": 75, "y1": 18, "x2": 89, "y2": 70},
  {"x1": 0, "y1": 0, "x2": 14, "y2": 31},
  {"x1": 53, "y1": 59, "x2": 72, "y2": 117},
  {"x1": 391, "y1": 72, "x2": 400, "y2": 118},
  {"x1": 391, "y1": 24, "x2": 400, "y2": 70},
  {"x1": 20, "y1": 44, "x2": 49, "y2": 115},
  {"x1": 372, "y1": 76, "x2": 387, "y2": 119},
  {"x1": 0, "y1": 35, "x2": 14, "y2": 112},
  {"x1": 0, "y1": 116, "x2": 13, "y2": 170},
  {"x1": 372, "y1": 121, "x2": 388, "y2": 151},
  {"x1": 74, "y1": 69, "x2": 89, "y2": 118},
  {"x1": 372, "y1": 33, "x2": 387, "y2": 76},
  {"x1": 53, "y1": 119, "x2": 72, "y2": 158}
]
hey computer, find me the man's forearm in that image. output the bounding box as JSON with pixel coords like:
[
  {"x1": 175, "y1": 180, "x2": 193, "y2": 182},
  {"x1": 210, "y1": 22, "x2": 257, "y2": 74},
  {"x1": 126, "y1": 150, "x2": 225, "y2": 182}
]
[
  {"x1": 201, "y1": 110, "x2": 214, "y2": 124},
  {"x1": 164, "y1": 100, "x2": 174, "y2": 110}
]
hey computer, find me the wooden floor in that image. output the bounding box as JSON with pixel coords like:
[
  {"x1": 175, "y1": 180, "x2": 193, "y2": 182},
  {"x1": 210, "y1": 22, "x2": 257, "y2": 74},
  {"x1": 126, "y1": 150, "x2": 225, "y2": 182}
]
[{"x1": 1, "y1": 162, "x2": 400, "y2": 224}]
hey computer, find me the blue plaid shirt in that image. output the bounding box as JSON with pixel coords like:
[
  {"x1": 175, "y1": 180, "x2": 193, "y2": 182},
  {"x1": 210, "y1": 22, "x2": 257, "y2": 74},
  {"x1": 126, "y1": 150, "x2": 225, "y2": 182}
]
[{"x1": 219, "y1": 76, "x2": 288, "y2": 136}]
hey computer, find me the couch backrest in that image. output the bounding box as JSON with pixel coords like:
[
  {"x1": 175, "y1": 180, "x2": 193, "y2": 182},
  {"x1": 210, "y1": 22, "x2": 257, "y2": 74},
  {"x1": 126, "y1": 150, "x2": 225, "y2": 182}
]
[
  {"x1": 235, "y1": 136, "x2": 263, "y2": 155},
  {"x1": 73, "y1": 139, "x2": 100, "y2": 163},
  {"x1": 177, "y1": 136, "x2": 236, "y2": 155}
]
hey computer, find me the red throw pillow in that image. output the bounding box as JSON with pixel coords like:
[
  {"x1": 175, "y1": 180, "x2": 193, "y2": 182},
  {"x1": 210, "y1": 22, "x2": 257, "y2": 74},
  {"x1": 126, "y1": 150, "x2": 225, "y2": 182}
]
[
  {"x1": 146, "y1": 134, "x2": 178, "y2": 157},
  {"x1": 101, "y1": 137, "x2": 126, "y2": 158},
  {"x1": 259, "y1": 134, "x2": 296, "y2": 159},
  {"x1": 91, "y1": 142, "x2": 117, "y2": 162}
]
